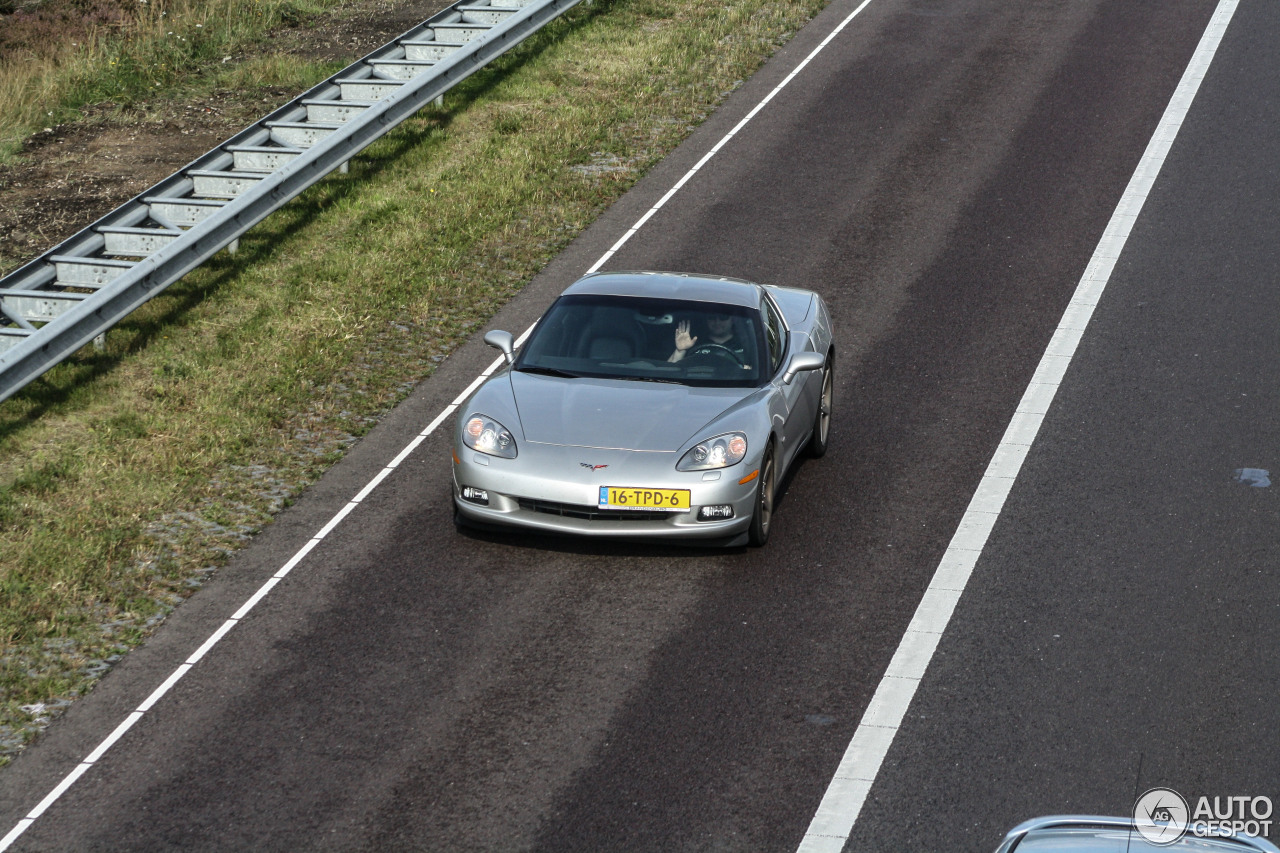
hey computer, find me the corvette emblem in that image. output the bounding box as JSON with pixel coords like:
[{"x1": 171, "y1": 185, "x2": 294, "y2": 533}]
[{"x1": 580, "y1": 463, "x2": 608, "y2": 471}]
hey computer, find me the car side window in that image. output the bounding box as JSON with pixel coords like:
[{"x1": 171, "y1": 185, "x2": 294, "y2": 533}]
[{"x1": 760, "y1": 296, "x2": 786, "y2": 374}]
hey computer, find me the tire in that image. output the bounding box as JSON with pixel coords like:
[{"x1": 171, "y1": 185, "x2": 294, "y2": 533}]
[
  {"x1": 809, "y1": 356, "x2": 833, "y2": 458},
  {"x1": 747, "y1": 444, "x2": 776, "y2": 547}
]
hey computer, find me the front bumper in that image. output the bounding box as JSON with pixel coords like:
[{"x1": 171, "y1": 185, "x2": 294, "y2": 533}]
[{"x1": 452, "y1": 443, "x2": 759, "y2": 543}]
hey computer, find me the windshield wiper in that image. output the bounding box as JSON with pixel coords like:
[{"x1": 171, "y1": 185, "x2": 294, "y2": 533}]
[
  {"x1": 517, "y1": 365, "x2": 582, "y2": 379},
  {"x1": 620, "y1": 375, "x2": 685, "y2": 385}
]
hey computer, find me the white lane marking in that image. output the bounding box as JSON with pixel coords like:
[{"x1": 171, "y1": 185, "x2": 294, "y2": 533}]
[
  {"x1": 795, "y1": 3, "x2": 1240, "y2": 851},
  {"x1": 81, "y1": 714, "x2": 142, "y2": 768},
  {"x1": 0, "y1": 0, "x2": 876, "y2": 846},
  {"x1": 136, "y1": 665, "x2": 193, "y2": 714},
  {"x1": 351, "y1": 466, "x2": 394, "y2": 503},
  {"x1": 452, "y1": 373, "x2": 490, "y2": 407},
  {"x1": 25, "y1": 762, "x2": 92, "y2": 820},
  {"x1": 186, "y1": 619, "x2": 238, "y2": 665}
]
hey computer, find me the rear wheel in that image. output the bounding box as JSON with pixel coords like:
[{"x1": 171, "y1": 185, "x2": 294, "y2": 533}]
[
  {"x1": 809, "y1": 356, "x2": 833, "y2": 458},
  {"x1": 747, "y1": 444, "x2": 776, "y2": 547}
]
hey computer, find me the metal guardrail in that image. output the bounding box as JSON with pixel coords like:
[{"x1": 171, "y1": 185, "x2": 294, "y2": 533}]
[{"x1": 0, "y1": 0, "x2": 587, "y2": 404}]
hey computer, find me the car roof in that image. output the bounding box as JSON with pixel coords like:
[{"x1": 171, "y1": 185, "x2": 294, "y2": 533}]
[{"x1": 563, "y1": 271, "x2": 763, "y2": 308}]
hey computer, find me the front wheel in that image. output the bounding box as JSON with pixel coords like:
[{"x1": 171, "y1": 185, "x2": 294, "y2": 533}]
[
  {"x1": 747, "y1": 444, "x2": 776, "y2": 547},
  {"x1": 809, "y1": 357, "x2": 833, "y2": 458}
]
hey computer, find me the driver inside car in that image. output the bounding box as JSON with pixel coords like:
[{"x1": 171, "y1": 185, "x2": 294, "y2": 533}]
[{"x1": 667, "y1": 313, "x2": 751, "y2": 367}]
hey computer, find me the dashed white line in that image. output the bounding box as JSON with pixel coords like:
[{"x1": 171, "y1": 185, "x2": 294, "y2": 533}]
[
  {"x1": 795, "y1": 2, "x2": 1239, "y2": 850},
  {"x1": 0, "y1": 0, "x2": 876, "y2": 848}
]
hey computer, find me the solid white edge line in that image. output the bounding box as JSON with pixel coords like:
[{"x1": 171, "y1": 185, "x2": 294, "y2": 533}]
[
  {"x1": 82, "y1": 713, "x2": 145, "y2": 765},
  {"x1": 389, "y1": 428, "x2": 434, "y2": 470},
  {"x1": 352, "y1": 466, "x2": 394, "y2": 503},
  {"x1": 451, "y1": 373, "x2": 489, "y2": 406},
  {"x1": 229, "y1": 575, "x2": 283, "y2": 622},
  {"x1": 135, "y1": 665, "x2": 194, "y2": 714},
  {"x1": 23, "y1": 763, "x2": 92, "y2": 821},
  {"x1": 274, "y1": 536, "x2": 321, "y2": 579},
  {"x1": 0, "y1": 0, "x2": 883, "y2": 846},
  {"x1": 313, "y1": 501, "x2": 359, "y2": 541},
  {"x1": 513, "y1": 323, "x2": 537, "y2": 348},
  {"x1": 186, "y1": 619, "x2": 239, "y2": 666},
  {"x1": 0, "y1": 821, "x2": 32, "y2": 851},
  {"x1": 423, "y1": 404, "x2": 458, "y2": 439},
  {"x1": 795, "y1": 3, "x2": 1240, "y2": 850}
]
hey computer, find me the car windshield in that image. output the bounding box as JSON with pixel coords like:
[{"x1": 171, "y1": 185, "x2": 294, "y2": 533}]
[{"x1": 514, "y1": 294, "x2": 767, "y2": 388}]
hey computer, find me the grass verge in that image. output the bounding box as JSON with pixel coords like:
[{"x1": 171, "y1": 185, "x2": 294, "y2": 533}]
[
  {"x1": 0, "y1": 0, "x2": 346, "y2": 161},
  {"x1": 0, "y1": 0, "x2": 829, "y2": 764}
]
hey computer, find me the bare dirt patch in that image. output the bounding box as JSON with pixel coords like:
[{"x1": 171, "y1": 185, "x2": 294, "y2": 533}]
[{"x1": 0, "y1": 0, "x2": 450, "y2": 275}]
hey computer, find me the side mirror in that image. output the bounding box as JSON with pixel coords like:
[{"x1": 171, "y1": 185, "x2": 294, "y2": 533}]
[
  {"x1": 484, "y1": 329, "x2": 515, "y2": 364},
  {"x1": 782, "y1": 351, "x2": 825, "y2": 384}
]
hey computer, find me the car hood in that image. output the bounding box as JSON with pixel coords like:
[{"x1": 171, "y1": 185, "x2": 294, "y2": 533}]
[{"x1": 509, "y1": 371, "x2": 752, "y2": 452}]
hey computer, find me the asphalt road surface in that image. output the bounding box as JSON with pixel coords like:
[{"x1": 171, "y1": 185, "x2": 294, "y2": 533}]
[{"x1": 2, "y1": 0, "x2": 1273, "y2": 851}]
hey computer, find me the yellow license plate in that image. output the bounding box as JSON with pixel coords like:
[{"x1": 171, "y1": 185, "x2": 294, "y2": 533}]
[{"x1": 599, "y1": 486, "x2": 690, "y2": 511}]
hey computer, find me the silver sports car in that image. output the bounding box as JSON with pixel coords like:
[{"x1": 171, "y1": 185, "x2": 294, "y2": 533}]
[{"x1": 452, "y1": 271, "x2": 834, "y2": 546}]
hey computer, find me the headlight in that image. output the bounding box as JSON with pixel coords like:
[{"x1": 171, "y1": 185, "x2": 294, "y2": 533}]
[
  {"x1": 463, "y1": 414, "x2": 517, "y2": 458},
  {"x1": 677, "y1": 432, "x2": 747, "y2": 471}
]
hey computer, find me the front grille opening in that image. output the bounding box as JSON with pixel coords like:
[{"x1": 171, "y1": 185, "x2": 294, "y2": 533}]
[{"x1": 518, "y1": 498, "x2": 674, "y2": 522}]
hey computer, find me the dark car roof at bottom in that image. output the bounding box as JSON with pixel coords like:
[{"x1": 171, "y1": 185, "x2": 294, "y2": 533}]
[{"x1": 563, "y1": 271, "x2": 764, "y2": 308}]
